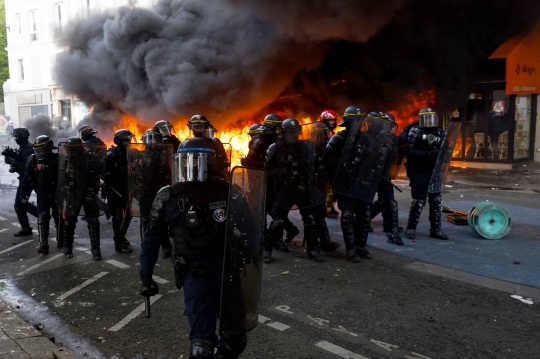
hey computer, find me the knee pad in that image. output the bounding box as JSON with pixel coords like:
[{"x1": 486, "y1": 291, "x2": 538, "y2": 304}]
[
  {"x1": 302, "y1": 214, "x2": 316, "y2": 229},
  {"x1": 38, "y1": 212, "x2": 50, "y2": 224},
  {"x1": 341, "y1": 209, "x2": 355, "y2": 225},
  {"x1": 86, "y1": 217, "x2": 99, "y2": 226},
  {"x1": 428, "y1": 193, "x2": 442, "y2": 206},
  {"x1": 190, "y1": 339, "x2": 215, "y2": 359}
]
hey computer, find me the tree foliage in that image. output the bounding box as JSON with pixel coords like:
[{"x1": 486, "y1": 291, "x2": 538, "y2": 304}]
[{"x1": 0, "y1": 0, "x2": 8, "y2": 99}]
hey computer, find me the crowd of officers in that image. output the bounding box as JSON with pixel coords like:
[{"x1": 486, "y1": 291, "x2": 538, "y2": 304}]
[{"x1": 2, "y1": 106, "x2": 450, "y2": 359}]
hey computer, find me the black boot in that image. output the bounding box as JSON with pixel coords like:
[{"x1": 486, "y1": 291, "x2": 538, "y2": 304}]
[
  {"x1": 63, "y1": 220, "x2": 76, "y2": 258},
  {"x1": 88, "y1": 217, "x2": 102, "y2": 260},
  {"x1": 315, "y1": 212, "x2": 340, "y2": 252},
  {"x1": 303, "y1": 214, "x2": 324, "y2": 262},
  {"x1": 15, "y1": 210, "x2": 33, "y2": 237},
  {"x1": 14, "y1": 227, "x2": 33, "y2": 237},
  {"x1": 429, "y1": 193, "x2": 449, "y2": 240},
  {"x1": 214, "y1": 334, "x2": 247, "y2": 359},
  {"x1": 56, "y1": 216, "x2": 65, "y2": 248},
  {"x1": 283, "y1": 219, "x2": 299, "y2": 243},
  {"x1": 190, "y1": 338, "x2": 214, "y2": 359},
  {"x1": 383, "y1": 200, "x2": 403, "y2": 245},
  {"x1": 37, "y1": 214, "x2": 50, "y2": 254},
  {"x1": 355, "y1": 204, "x2": 372, "y2": 259},
  {"x1": 263, "y1": 220, "x2": 284, "y2": 263},
  {"x1": 406, "y1": 199, "x2": 425, "y2": 239},
  {"x1": 113, "y1": 209, "x2": 132, "y2": 253},
  {"x1": 341, "y1": 210, "x2": 360, "y2": 262}
]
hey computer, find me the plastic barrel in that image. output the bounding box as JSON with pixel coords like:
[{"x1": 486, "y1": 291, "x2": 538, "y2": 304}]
[{"x1": 467, "y1": 202, "x2": 511, "y2": 239}]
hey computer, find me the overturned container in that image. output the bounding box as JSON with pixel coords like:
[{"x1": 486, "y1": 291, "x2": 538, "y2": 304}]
[{"x1": 467, "y1": 202, "x2": 511, "y2": 239}]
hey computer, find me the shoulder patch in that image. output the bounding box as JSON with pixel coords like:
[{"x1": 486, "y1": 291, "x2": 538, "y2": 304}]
[
  {"x1": 213, "y1": 208, "x2": 227, "y2": 222},
  {"x1": 209, "y1": 201, "x2": 226, "y2": 209}
]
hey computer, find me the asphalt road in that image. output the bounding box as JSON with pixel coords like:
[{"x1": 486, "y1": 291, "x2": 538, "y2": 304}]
[{"x1": 0, "y1": 164, "x2": 539, "y2": 359}]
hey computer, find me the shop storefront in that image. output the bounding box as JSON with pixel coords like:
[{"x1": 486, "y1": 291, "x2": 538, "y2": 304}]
[{"x1": 451, "y1": 24, "x2": 540, "y2": 169}]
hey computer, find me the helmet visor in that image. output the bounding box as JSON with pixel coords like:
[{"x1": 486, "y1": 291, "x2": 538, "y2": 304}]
[
  {"x1": 158, "y1": 124, "x2": 174, "y2": 137},
  {"x1": 419, "y1": 113, "x2": 438, "y2": 128},
  {"x1": 173, "y1": 152, "x2": 208, "y2": 182},
  {"x1": 142, "y1": 132, "x2": 160, "y2": 144},
  {"x1": 34, "y1": 147, "x2": 51, "y2": 160},
  {"x1": 204, "y1": 127, "x2": 216, "y2": 139}
]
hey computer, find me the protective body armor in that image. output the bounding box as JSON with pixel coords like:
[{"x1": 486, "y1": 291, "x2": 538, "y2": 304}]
[
  {"x1": 14, "y1": 143, "x2": 34, "y2": 177},
  {"x1": 242, "y1": 133, "x2": 274, "y2": 169},
  {"x1": 26, "y1": 153, "x2": 58, "y2": 193},
  {"x1": 150, "y1": 180, "x2": 229, "y2": 261},
  {"x1": 404, "y1": 124, "x2": 444, "y2": 171},
  {"x1": 104, "y1": 146, "x2": 129, "y2": 200},
  {"x1": 323, "y1": 130, "x2": 348, "y2": 174}
]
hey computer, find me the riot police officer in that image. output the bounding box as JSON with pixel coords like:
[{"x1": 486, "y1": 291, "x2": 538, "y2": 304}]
[
  {"x1": 187, "y1": 115, "x2": 230, "y2": 179},
  {"x1": 264, "y1": 118, "x2": 326, "y2": 263},
  {"x1": 140, "y1": 137, "x2": 253, "y2": 359},
  {"x1": 3, "y1": 127, "x2": 38, "y2": 236},
  {"x1": 20, "y1": 136, "x2": 59, "y2": 254},
  {"x1": 104, "y1": 129, "x2": 133, "y2": 253},
  {"x1": 324, "y1": 107, "x2": 374, "y2": 262},
  {"x1": 78, "y1": 125, "x2": 106, "y2": 145},
  {"x1": 154, "y1": 120, "x2": 181, "y2": 150},
  {"x1": 398, "y1": 108, "x2": 448, "y2": 240}
]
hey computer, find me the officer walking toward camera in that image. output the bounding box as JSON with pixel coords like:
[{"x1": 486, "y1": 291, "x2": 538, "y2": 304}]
[
  {"x1": 3, "y1": 127, "x2": 38, "y2": 236},
  {"x1": 20, "y1": 136, "x2": 59, "y2": 254},
  {"x1": 140, "y1": 137, "x2": 264, "y2": 358}
]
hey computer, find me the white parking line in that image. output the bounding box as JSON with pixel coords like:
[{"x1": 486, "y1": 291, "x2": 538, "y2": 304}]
[
  {"x1": 10, "y1": 222, "x2": 21, "y2": 228},
  {"x1": 56, "y1": 272, "x2": 108, "y2": 301},
  {"x1": 0, "y1": 216, "x2": 7, "y2": 220},
  {"x1": 315, "y1": 341, "x2": 368, "y2": 359},
  {"x1": 153, "y1": 276, "x2": 169, "y2": 284},
  {"x1": 75, "y1": 247, "x2": 92, "y2": 255},
  {"x1": 267, "y1": 322, "x2": 290, "y2": 331},
  {"x1": 0, "y1": 240, "x2": 34, "y2": 254},
  {"x1": 108, "y1": 295, "x2": 163, "y2": 332},
  {"x1": 106, "y1": 259, "x2": 130, "y2": 269},
  {"x1": 17, "y1": 254, "x2": 64, "y2": 276},
  {"x1": 0, "y1": 229, "x2": 9, "y2": 234}
]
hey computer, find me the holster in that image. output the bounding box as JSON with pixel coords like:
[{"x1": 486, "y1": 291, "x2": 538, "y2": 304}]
[{"x1": 172, "y1": 255, "x2": 187, "y2": 290}]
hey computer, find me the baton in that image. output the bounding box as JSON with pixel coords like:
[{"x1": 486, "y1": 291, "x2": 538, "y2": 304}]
[
  {"x1": 109, "y1": 186, "x2": 123, "y2": 199},
  {"x1": 371, "y1": 170, "x2": 403, "y2": 193},
  {"x1": 144, "y1": 296, "x2": 151, "y2": 318}
]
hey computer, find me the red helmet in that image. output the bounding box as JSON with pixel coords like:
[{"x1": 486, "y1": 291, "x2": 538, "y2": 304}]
[{"x1": 319, "y1": 109, "x2": 338, "y2": 129}]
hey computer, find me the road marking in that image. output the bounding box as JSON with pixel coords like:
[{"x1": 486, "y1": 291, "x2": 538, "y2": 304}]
[
  {"x1": 106, "y1": 259, "x2": 130, "y2": 269},
  {"x1": 258, "y1": 315, "x2": 271, "y2": 324},
  {"x1": 0, "y1": 240, "x2": 34, "y2": 254},
  {"x1": 315, "y1": 341, "x2": 368, "y2": 359},
  {"x1": 0, "y1": 229, "x2": 9, "y2": 234},
  {"x1": 370, "y1": 339, "x2": 399, "y2": 351},
  {"x1": 511, "y1": 295, "x2": 534, "y2": 305},
  {"x1": 56, "y1": 272, "x2": 109, "y2": 301},
  {"x1": 17, "y1": 254, "x2": 64, "y2": 276},
  {"x1": 75, "y1": 247, "x2": 92, "y2": 255},
  {"x1": 108, "y1": 295, "x2": 163, "y2": 332},
  {"x1": 11, "y1": 222, "x2": 21, "y2": 228},
  {"x1": 0, "y1": 216, "x2": 7, "y2": 220},
  {"x1": 267, "y1": 322, "x2": 290, "y2": 331},
  {"x1": 153, "y1": 275, "x2": 169, "y2": 284}
]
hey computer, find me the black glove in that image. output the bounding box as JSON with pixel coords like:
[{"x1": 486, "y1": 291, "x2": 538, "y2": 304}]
[
  {"x1": 4, "y1": 157, "x2": 14, "y2": 165},
  {"x1": 140, "y1": 274, "x2": 159, "y2": 297}
]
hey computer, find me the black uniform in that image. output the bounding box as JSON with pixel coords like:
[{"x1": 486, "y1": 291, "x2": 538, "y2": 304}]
[
  {"x1": 12, "y1": 141, "x2": 38, "y2": 234},
  {"x1": 398, "y1": 122, "x2": 447, "y2": 239},
  {"x1": 140, "y1": 180, "x2": 247, "y2": 359},
  {"x1": 104, "y1": 145, "x2": 132, "y2": 251},
  {"x1": 324, "y1": 129, "x2": 372, "y2": 261},
  {"x1": 162, "y1": 135, "x2": 181, "y2": 152},
  {"x1": 20, "y1": 153, "x2": 58, "y2": 251}
]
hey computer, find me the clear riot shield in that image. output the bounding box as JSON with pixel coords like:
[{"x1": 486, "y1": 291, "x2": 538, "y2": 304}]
[
  {"x1": 428, "y1": 118, "x2": 462, "y2": 193},
  {"x1": 333, "y1": 112, "x2": 398, "y2": 202},
  {"x1": 219, "y1": 166, "x2": 267, "y2": 337},
  {"x1": 276, "y1": 123, "x2": 328, "y2": 210},
  {"x1": 57, "y1": 142, "x2": 106, "y2": 216},
  {"x1": 127, "y1": 143, "x2": 174, "y2": 217}
]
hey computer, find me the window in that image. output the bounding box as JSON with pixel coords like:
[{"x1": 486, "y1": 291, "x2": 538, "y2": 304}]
[
  {"x1": 513, "y1": 95, "x2": 532, "y2": 160},
  {"x1": 18, "y1": 59, "x2": 24, "y2": 81},
  {"x1": 15, "y1": 13, "x2": 21, "y2": 34},
  {"x1": 29, "y1": 10, "x2": 38, "y2": 41},
  {"x1": 54, "y1": 3, "x2": 64, "y2": 36}
]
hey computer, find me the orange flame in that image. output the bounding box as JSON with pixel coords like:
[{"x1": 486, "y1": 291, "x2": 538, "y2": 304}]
[{"x1": 388, "y1": 89, "x2": 437, "y2": 130}]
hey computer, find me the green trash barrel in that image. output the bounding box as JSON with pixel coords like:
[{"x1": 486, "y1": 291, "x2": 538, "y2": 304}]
[{"x1": 467, "y1": 202, "x2": 511, "y2": 239}]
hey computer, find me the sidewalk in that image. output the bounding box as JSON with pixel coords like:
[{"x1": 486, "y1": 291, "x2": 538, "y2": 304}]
[{"x1": 0, "y1": 299, "x2": 77, "y2": 359}]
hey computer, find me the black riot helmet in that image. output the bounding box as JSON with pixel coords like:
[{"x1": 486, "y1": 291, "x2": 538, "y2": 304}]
[
  {"x1": 173, "y1": 137, "x2": 217, "y2": 183},
  {"x1": 418, "y1": 108, "x2": 438, "y2": 128},
  {"x1": 262, "y1": 114, "x2": 283, "y2": 132},
  {"x1": 338, "y1": 106, "x2": 364, "y2": 127},
  {"x1": 365, "y1": 111, "x2": 387, "y2": 132},
  {"x1": 113, "y1": 129, "x2": 133, "y2": 148},
  {"x1": 78, "y1": 125, "x2": 97, "y2": 141},
  {"x1": 187, "y1": 115, "x2": 210, "y2": 138},
  {"x1": 141, "y1": 129, "x2": 162, "y2": 144},
  {"x1": 281, "y1": 118, "x2": 301, "y2": 144},
  {"x1": 64, "y1": 136, "x2": 84, "y2": 156},
  {"x1": 248, "y1": 123, "x2": 263, "y2": 137},
  {"x1": 154, "y1": 120, "x2": 175, "y2": 137},
  {"x1": 13, "y1": 127, "x2": 30, "y2": 145},
  {"x1": 33, "y1": 135, "x2": 54, "y2": 160}
]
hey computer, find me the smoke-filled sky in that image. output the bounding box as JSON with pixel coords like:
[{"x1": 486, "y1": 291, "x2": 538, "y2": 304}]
[{"x1": 57, "y1": 0, "x2": 540, "y2": 131}]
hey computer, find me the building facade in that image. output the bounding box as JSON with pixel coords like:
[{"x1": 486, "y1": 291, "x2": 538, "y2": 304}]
[{"x1": 3, "y1": 0, "x2": 157, "y2": 128}]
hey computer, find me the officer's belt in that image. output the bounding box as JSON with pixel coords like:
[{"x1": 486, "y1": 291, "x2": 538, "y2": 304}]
[{"x1": 188, "y1": 263, "x2": 221, "y2": 276}]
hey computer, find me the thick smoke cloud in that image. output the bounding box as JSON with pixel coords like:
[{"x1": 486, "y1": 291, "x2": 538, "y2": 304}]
[{"x1": 57, "y1": 0, "x2": 404, "y2": 130}]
